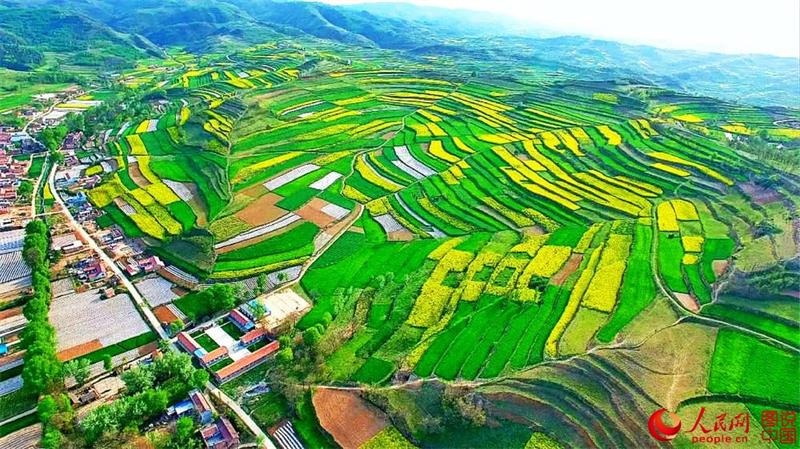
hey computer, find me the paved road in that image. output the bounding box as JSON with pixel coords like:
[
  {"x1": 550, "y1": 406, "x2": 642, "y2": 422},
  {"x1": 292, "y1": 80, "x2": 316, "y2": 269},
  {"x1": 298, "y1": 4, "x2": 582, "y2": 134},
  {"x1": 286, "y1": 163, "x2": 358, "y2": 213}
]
[
  {"x1": 207, "y1": 383, "x2": 277, "y2": 449},
  {"x1": 47, "y1": 164, "x2": 168, "y2": 340}
]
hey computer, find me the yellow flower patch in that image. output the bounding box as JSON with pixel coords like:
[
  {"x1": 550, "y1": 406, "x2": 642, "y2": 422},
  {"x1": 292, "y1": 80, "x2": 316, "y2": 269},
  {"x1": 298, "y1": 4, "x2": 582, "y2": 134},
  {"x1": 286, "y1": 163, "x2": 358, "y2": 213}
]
[
  {"x1": 570, "y1": 127, "x2": 592, "y2": 144},
  {"x1": 342, "y1": 184, "x2": 371, "y2": 203},
  {"x1": 681, "y1": 236, "x2": 704, "y2": 252},
  {"x1": 485, "y1": 254, "x2": 530, "y2": 297},
  {"x1": 720, "y1": 124, "x2": 753, "y2": 135},
  {"x1": 144, "y1": 183, "x2": 180, "y2": 206},
  {"x1": 596, "y1": 125, "x2": 622, "y2": 146},
  {"x1": 407, "y1": 249, "x2": 474, "y2": 327},
  {"x1": 355, "y1": 156, "x2": 402, "y2": 192},
  {"x1": 129, "y1": 188, "x2": 155, "y2": 207},
  {"x1": 179, "y1": 107, "x2": 191, "y2": 125},
  {"x1": 478, "y1": 134, "x2": 515, "y2": 144},
  {"x1": 428, "y1": 140, "x2": 460, "y2": 163},
  {"x1": 682, "y1": 254, "x2": 699, "y2": 264},
  {"x1": 674, "y1": 114, "x2": 704, "y2": 123},
  {"x1": 539, "y1": 132, "x2": 562, "y2": 152},
  {"x1": 545, "y1": 245, "x2": 603, "y2": 356},
  {"x1": 769, "y1": 128, "x2": 800, "y2": 139},
  {"x1": 232, "y1": 152, "x2": 302, "y2": 184},
  {"x1": 126, "y1": 134, "x2": 147, "y2": 156},
  {"x1": 647, "y1": 152, "x2": 733, "y2": 186},
  {"x1": 135, "y1": 120, "x2": 152, "y2": 134},
  {"x1": 417, "y1": 110, "x2": 442, "y2": 123},
  {"x1": 333, "y1": 95, "x2": 372, "y2": 106},
  {"x1": 671, "y1": 199, "x2": 699, "y2": 221},
  {"x1": 461, "y1": 251, "x2": 503, "y2": 301},
  {"x1": 427, "y1": 237, "x2": 466, "y2": 260},
  {"x1": 575, "y1": 224, "x2": 602, "y2": 253},
  {"x1": 409, "y1": 123, "x2": 431, "y2": 137},
  {"x1": 555, "y1": 130, "x2": 583, "y2": 156},
  {"x1": 429, "y1": 104, "x2": 457, "y2": 116},
  {"x1": 426, "y1": 122, "x2": 447, "y2": 137},
  {"x1": 524, "y1": 245, "x2": 572, "y2": 277},
  {"x1": 657, "y1": 201, "x2": 680, "y2": 232},
  {"x1": 652, "y1": 162, "x2": 691, "y2": 177},
  {"x1": 582, "y1": 234, "x2": 632, "y2": 312}
]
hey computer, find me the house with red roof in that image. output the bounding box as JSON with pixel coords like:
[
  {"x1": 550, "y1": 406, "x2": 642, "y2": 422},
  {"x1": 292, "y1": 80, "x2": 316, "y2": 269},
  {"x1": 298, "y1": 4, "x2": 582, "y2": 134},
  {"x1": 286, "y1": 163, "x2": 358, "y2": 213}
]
[
  {"x1": 228, "y1": 309, "x2": 254, "y2": 332},
  {"x1": 200, "y1": 418, "x2": 239, "y2": 449},
  {"x1": 214, "y1": 340, "x2": 279, "y2": 383},
  {"x1": 240, "y1": 328, "x2": 267, "y2": 347},
  {"x1": 177, "y1": 332, "x2": 206, "y2": 358},
  {"x1": 200, "y1": 346, "x2": 229, "y2": 368},
  {"x1": 189, "y1": 389, "x2": 214, "y2": 424}
]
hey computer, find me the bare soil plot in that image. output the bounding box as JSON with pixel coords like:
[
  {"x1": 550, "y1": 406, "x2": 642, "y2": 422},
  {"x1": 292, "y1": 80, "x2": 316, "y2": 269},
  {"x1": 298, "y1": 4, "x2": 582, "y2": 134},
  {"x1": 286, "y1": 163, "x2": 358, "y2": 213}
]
[
  {"x1": 388, "y1": 230, "x2": 414, "y2": 241},
  {"x1": 153, "y1": 305, "x2": 179, "y2": 324},
  {"x1": 0, "y1": 306, "x2": 21, "y2": 321},
  {"x1": 551, "y1": 253, "x2": 582, "y2": 286},
  {"x1": 296, "y1": 198, "x2": 345, "y2": 227},
  {"x1": 57, "y1": 339, "x2": 103, "y2": 362},
  {"x1": 235, "y1": 193, "x2": 288, "y2": 227},
  {"x1": 241, "y1": 183, "x2": 268, "y2": 198},
  {"x1": 259, "y1": 289, "x2": 311, "y2": 331},
  {"x1": 674, "y1": 292, "x2": 700, "y2": 312},
  {"x1": 740, "y1": 182, "x2": 782, "y2": 205},
  {"x1": 127, "y1": 162, "x2": 151, "y2": 187},
  {"x1": 312, "y1": 388, "x2": 388, "y2": 449}
]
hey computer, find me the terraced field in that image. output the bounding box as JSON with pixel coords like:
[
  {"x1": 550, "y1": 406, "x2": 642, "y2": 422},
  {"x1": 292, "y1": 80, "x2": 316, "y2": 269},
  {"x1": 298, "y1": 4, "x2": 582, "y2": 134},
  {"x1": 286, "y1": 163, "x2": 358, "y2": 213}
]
[{"x1": 84, "y1": 40, "x2": 800, "y2": 447}]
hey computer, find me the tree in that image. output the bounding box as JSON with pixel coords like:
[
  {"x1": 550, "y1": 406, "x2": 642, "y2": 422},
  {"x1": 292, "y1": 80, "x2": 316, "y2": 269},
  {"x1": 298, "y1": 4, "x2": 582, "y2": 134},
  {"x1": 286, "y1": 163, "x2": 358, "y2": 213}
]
[
  {"x1": 40, "y1": 426, "x2": 62, "y2": 449},
  {"x1": 17, "y1": 180, "x2": 33, "y2": 199},
  {"x1": 121, "y1": 365, "x2": 155, "y2": 394},
  {"x1": 251, "y1": 300, "x2": 267, "y2": 321},
  {"x1": 22, "y1": 233, "x2": 48, "y2": 266},
  {"x1": 303, "y1": 327, "x2": 322, "y2": 347},
  {"x1": 22, "y1": 352, "x2": 61, "y2": 395},
  {"x1": 103, "y1": 354, "x2": 113, "y2": 371},
  {"x1": 257, "y1": 273, "x2": 268, "y2": 294},
  {"x1": 190, "y1": 368, "x2": 210, "y2": 390},
  {"x1": 276, "y1": 347, "x2": 294, "y2": 365},
  {"x1": 25, "y1": 219, "x2": 47, "y2": 236},
  {"x1": 442, "y1": 386, "x2": 486, "y2": 427},
  {"x1": 141, "y1": 388, "x2": 169, "y2": 416},
  {"x1": 168, "y1": 416, "x2": 200, "y2": 449},
  {"x1": 38, "y1": 394, "x2": 58, "y2": 424},
  {"x1": 64, "y1": 358, "x2": 91, "y2": 385},
  {"x1": 169, "y1": 319, "x2": 185, "y2": 335},
  {"x1": 50, "y1": 150, "x2": 64, "y2": 164}
]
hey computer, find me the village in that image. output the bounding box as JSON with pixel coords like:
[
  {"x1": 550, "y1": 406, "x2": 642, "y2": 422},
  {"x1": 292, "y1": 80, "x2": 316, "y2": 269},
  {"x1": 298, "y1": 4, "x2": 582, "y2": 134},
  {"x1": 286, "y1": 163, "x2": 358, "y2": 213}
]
[{"x1": 0, "y1": 86, "x2": 313, "y2": 449}]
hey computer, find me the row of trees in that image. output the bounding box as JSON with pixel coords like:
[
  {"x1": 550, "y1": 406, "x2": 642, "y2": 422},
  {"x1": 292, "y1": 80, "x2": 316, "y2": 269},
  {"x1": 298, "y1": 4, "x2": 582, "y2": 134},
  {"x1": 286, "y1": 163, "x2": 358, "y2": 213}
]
[
  {"x1": 20, "y1": 219, "x2": 67, "y2": 448},
  {"x1": 21, "y1": 219, "x2": 61, "y2": 395}
]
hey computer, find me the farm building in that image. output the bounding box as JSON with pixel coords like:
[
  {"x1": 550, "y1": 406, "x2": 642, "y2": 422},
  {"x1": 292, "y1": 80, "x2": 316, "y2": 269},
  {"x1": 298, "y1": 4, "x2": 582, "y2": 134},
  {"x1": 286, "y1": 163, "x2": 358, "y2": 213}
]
[
  {"x1": 200, "y1": 417, "x2": 239, "y2": 449},
  {"x1": 214, "y1": 340, "x2": 280, "y2": 383},
  {"x1": 167, "y1": 389, "x2": 214, "y2": 425},
  {"x1": 190, "y1": 389, "x2": 214, "y2": 424},
  {"x1": 228, "y1": 309, "x2": 254, "y2": 332}
]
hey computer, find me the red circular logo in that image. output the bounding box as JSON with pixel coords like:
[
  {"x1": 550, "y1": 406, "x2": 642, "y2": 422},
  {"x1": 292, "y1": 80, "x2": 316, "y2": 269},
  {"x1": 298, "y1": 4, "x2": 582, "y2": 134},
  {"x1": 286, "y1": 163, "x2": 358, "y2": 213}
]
[{"x1": 648, "y1": 408, "x2": 682, "y2": 441}]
